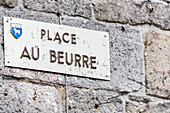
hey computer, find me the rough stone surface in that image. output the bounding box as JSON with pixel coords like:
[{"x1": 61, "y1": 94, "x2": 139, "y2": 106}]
[
  {"x1": 0, "y1": 0, "x2": 18, "y2": 8},
  {"x1": 126, "y1": 101, "x2": 170, "y2": 113},
  {"x1": 0, "y1": 7, "x2": 60, "y2": 25},
  {"x1": 93, "y1": 0, "x2": 170, "y2": 30},
  {"x1": 108, "y1": 24, "x2": 145, "y2": 92},
  {"x1": 61, "y1": 16, "x2": 87, "y2": 28},
  {"x1": 143, "y1": 31, "x2": 170, "y2": 99},
  {"x1": 23, "y1": 0, "x2": 92, "y2": 19},
  {"x1": 126, "y1": 102, "x2": 148, "y2": 113},
  {"x1": 147, "y1": 103, "x2": 170, "y2": 113},
  {"x1": 67, "y1": 86, "x2": 123, "y2": 113},
  {"x1": 128, "y1": 95, "x2": 152, "y2": 103},
  {"x1": 0, "y1": 75, "x2": 65, "y2": 113}
]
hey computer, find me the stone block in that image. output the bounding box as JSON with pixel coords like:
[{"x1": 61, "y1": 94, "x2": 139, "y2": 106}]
[
  {"x1": 1, "y1": 8, "x2": 59, "y2": 24},
  {"x1": 125, "y1": 102, "x2": 148, "y2": 113},
  {"x1": 108, "y1": 24, "x2": 145, "y2": 92},
  {"x1": 126, "y1": 101, "x2": 170, "y2": 113},
  {"x1": 67, "y1": 86, "x2": 123, "y2": 113},
  {"x1": 0, "y1": 0, "x2": 18, "y2": 8},
  {"x1": 93, "y1": 0, "x2": 170, "y2": 30},
  {"x1": 128, "y1": 95, "x2": 151, "y2": 103},
  {"x1": 147, "y1": 102, "x2": 170, "y2": 113},
  {"x1": 0, "y1": 75, "x2": 65, "y2": 113},
  {"x1": 23, "y1": 0, "x2": 92, "y2": 19},
  {"x1": 0, "y1": 7, "x2": 60, "y2": 28},
  {"x1": 143, "y1": 31, "x2": 170, "y2": 99},
  {"x1": 61, "y1": 15, "x2": 87, "y2": 28}
]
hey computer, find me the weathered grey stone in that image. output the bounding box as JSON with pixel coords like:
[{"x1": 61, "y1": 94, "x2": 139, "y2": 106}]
[
  {"x1": 126, "y1": 102, "x2": 148, "y2": 113},
  {"x1": 128, "y1": 95, "x2": 152, "y2": 103},
  {"x1": 126, "y1": 101, "x2": 170, "y2": 113},
  {"x1": 108, "y1": 24, "x2": 145, "y2": 92},
  {"x1": 0, "y1": 75, "x2": 65, "y2": 113},
  {"x1": 143, "y1": 31, "x2": 170, "y2": 99},
  {"x1": 85, "y1": 20, "x2": 109, "y2": 31},
  {"x1": 67, "y1": 86, "x2": 123, "y2": 113},
  {"x1": 23, "y1": 0, "x2": 92, "y2": 19},
  {"x1": 1, "y1": 68, "x2": 66, "y2": 85},
  {"x1": 0, "y1": 7, "x2": 60, "y2": 28},
  {"x1": 147, "y1": 103, "x2": 170, "y2": 113},
  {"x1": 93, "y1": 0, "x2": 170, "y2": 30},
  {"x1": 0, "y1": 8, "x2": 60, "y2": 24},
  {"x1": 0, "y1": 0, "x2": 18, "y2": 8},
  {"x1": 61, "y1": 15, "x2": 87, "y2": 28}
]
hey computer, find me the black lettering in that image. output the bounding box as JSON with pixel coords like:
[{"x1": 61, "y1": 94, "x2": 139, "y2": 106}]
[
  {"x1": 54, "y1": 32, "x2": 61, "y2": 43},
  {"x1": 32, "y1": 47, "x2": 39, "y2": 60},
  {"x1": 47, "y1": 30, "x2": 52, "y2": 41},
  {"x1": 41, "y1": 29, "x2": 46, "y2": 39},
  {"x1": 71, "y1": 34, "x2": 76, "y2": 44},
  {"x1": 58, "y1": 51, "x2": 64, "y2": 64},
  {"x1": 90, "y1": 56, "x2": 97, "y2": 69},
  {"x1": 62, "y1": 33, "x2": 69, "y2": 43},
  {"x1": 50, "y1": 50, "x2": 56, "y2": 63},
  {"x1": 75, "y1": 54, "x2": 81, "y2": 67},
  {"x1": 65, "y1": 52, "x2": 73, "y2": 65},
  {"x1": 20, "y1": 46, "x2": 31, "y2": 60},
  {"x1": 82, "y1": 55, "x2": 89, "y2": 68}
]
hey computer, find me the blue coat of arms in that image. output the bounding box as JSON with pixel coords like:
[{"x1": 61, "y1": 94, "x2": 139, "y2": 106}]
[{"x1": 11, "y1": 23, "x2": 22, "y2": 39}]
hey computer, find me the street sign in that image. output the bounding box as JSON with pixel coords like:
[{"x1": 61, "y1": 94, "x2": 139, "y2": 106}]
[{"x1": 3, "y1": 17, "x2": 110, "y2": 80}]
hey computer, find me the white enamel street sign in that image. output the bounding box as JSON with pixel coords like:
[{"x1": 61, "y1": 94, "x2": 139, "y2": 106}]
[{"x1": 3, "y1": 17, "x2": 110, "y2": 80}]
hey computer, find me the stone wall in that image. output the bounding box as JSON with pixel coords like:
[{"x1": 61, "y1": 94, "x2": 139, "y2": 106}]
[{"x1": 0, "y1": 0, "x2": 170, "y2": 113}]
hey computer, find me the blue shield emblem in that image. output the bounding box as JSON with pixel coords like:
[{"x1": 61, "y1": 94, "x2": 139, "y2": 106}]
[{"x1": 11, "y1": 23, "x2": 22, "y2": 39}]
